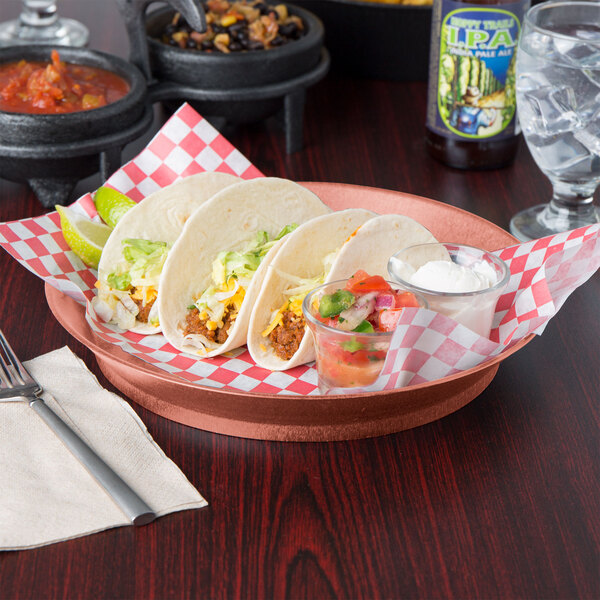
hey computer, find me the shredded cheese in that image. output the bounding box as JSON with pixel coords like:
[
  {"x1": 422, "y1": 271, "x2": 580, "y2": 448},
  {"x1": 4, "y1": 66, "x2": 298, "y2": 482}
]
[
  {"x1": 262, "y1": 311, "x2": 283, "y2": 337},
  {"x1": 130, "y1": 286, "x2": 157, "y2": 305},
  {"x1": 261, "y1": 294, "x2": 305, "y2": 337}
]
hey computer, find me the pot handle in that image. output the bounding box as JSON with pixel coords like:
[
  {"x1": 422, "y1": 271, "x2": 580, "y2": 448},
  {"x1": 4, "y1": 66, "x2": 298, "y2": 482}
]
[{"x1": 114, "y1": 0, "x2": 206, "y2": 80}]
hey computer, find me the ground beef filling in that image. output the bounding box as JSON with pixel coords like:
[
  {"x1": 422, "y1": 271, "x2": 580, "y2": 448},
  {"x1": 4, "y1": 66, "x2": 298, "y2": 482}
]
[
  {"x1": 183, "y1": 307, "x2": 233, "y2": 344},
  {"x1": 269, "y1": 310, "x2": 305, "y2": 361},
  {"x1": 131, "y1": 293, "x2": 156, "y2": 323}
]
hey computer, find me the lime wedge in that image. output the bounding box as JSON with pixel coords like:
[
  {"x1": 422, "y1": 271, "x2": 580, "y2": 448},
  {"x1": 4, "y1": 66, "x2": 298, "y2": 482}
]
[
  {"x1": 56, "y1": 205, "x2": 112, "y2": 269},
  {"x1": 94, "y1": 186, "x2": 136, "y2": 228}
]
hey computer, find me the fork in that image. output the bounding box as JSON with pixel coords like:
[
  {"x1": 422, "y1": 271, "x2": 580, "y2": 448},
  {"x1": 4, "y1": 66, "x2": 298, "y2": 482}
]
[{"x1": 0, "y1": 329, "x2": 155, "y2": 526}]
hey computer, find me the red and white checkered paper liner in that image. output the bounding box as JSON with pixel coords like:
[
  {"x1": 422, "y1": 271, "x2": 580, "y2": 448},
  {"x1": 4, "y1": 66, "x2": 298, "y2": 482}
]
[{"x1": 1, "y1": 104, "x2": 599, "y2": 395}]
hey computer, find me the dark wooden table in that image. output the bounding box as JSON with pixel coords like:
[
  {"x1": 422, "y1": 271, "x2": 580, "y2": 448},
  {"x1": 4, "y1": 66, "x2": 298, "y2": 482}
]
[{"x1": 1, "y1": 1, "x2": 599, "y2": 599}]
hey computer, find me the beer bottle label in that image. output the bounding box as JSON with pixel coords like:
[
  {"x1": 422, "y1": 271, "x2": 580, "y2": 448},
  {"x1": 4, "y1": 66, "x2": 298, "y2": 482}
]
[{"x1": 426, "y1": 0, "x2": 527, "y2": 141}]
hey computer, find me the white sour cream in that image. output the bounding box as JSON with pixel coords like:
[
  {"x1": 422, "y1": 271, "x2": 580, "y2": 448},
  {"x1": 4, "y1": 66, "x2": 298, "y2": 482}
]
[
  {"x1": 408, "y1": 259, "x2": 498, "y2": 293},
  {"x1": 388, "y1": 245, "x2": 509, "y2": 338}
]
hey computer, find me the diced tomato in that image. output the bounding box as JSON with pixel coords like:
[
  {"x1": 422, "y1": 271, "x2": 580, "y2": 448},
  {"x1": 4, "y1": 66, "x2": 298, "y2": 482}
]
[
  {"x1": 393, "y1": 291, "x2": 421, "y2": 308},
  {"x1": 377, "y1": 308, "x2": 403, "y2": 332},
  {"x1": 345, "y1": 270, "x2": 370, "y2": 291},
  {"x1": 313, "y1": 313, "x2": 339, "y2": 328},
  {"x1": 346, "y1": 273, "x2": 391, "y2": 294}
]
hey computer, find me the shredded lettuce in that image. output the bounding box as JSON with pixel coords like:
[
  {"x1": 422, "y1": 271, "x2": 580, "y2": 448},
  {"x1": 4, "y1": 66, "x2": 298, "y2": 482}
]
[
  {"x1": 107, "y1": 272, "x2": 131, "y2": 291},
  {"x1": 107, "y1": 238, "x2": 170, "y2": 290},
  {"x1": 274, "y1": 224, "x2": 298, "y2": 241},
  {"x1": 193, "y1": 225, "x2": 298, "y2": 323},
  {"x1": 123, "y1": 238, "x2": 169, "y2": 285}
]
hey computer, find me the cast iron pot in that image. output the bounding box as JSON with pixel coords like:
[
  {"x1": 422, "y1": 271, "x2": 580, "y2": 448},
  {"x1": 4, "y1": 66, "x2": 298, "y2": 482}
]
[
  {"x1": 0, "y1": 46, "x2": 147, "y2": 145},
  {"x1": 0, "y1": 46, "x2": 150, "y2": 206},
  {"x1": 145, "y1": 4, "x2": 324, "y2": 90}
]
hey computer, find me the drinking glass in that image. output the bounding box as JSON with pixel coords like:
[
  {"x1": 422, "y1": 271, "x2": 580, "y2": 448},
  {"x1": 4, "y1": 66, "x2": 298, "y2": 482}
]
[
  {"x1": 0, "y1": 1, "x2": 89, "y2": 47},
  {"x1": 510, "y1": 0, "x2": 600, "y2": 241}
]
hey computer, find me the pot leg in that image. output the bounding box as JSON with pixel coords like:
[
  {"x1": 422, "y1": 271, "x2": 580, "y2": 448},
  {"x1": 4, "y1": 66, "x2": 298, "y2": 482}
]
[
  {"x1": 100, "y1": 147, "x2": 123, "y2": 182},
  {"x1": 28, "y1": 178, "x2": 78, "y2": 208},
  {"x1": 284, "y1": 89, "x2": 306, "y2": 154}
]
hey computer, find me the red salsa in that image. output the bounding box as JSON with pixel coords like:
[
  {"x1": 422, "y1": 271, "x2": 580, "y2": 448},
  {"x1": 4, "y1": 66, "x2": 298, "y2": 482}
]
[
  {"x1": 308, "y1": 271, "x2": 422, "y2": 389},
  {"x1": 0, "y1": 50, "x2": 129, "y2": 114},
  {"x1": 316, "y1": 270, "x2": 421, "y2": 333}
]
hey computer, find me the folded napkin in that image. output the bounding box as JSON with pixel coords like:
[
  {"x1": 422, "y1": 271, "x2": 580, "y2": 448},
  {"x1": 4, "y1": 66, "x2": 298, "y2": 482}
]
[{"x1": 0, "y1": 346, "x2": 207, "y2": 551}]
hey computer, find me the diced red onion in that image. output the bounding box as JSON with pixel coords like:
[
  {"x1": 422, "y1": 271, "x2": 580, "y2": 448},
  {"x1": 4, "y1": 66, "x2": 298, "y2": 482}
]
[{"x1": 375, "y1": 293, "x2": 395, "y2": 310}]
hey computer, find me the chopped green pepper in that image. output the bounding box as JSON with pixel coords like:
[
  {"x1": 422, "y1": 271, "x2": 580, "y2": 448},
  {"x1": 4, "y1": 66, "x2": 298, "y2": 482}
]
[
  {"x1": 352, "y1": 320, "x2": 374, "y2": 333},
  {"x1": 319, "y1": 290, "x2": 355, "y2": 318},
  {"x1": 341, "y1": 337, "x2": 364, "y2": 352}
]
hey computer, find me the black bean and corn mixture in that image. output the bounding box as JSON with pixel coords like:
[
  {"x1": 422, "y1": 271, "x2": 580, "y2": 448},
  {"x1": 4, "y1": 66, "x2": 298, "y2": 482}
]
[{"x1": 159, "y1": 0, "x2": 306, "y2": 53}]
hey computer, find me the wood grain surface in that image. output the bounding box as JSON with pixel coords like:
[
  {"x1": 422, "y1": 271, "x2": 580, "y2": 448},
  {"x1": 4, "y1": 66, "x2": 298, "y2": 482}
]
[{"x1": 0, "y1": 1, "x2": 598, "y2": 598}]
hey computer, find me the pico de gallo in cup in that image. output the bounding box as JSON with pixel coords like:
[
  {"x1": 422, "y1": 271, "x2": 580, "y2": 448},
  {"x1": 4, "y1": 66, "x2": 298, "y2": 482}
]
[{"x1": 302, "y1": 270, "x2": 426, "y2": 393}]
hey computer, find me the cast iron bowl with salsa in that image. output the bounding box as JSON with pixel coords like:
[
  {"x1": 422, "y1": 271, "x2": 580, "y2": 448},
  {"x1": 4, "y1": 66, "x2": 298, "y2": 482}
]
[{"x1": 0, "y1": 45, "x2": 147, "y2": 146}]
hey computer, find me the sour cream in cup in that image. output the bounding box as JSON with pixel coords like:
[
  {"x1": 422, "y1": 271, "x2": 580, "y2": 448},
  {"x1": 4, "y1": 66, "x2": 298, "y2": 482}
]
[{"x1": 387, "y1": 243, "x2": 510, "y2": 338}]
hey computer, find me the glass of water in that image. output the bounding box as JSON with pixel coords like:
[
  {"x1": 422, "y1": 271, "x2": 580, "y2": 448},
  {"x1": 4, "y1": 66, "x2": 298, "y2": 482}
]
[
  {"x1": 0, "y1": 1, "x2": 89, "y2": 47},
  {"x1": 510, "y1": 0, "x2": 600, "y2": 241}
]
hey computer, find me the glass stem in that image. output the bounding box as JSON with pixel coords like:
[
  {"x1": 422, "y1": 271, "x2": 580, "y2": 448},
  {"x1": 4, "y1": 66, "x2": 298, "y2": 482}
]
[
  {"x1": 20, "y1": 1, "x2": 58, "y2": 27},
  {"x1": 540, "y1": 180, "x2": 599, "y2": 230},
  {"x1": 551, "y1": 180, "x2": 596, "y2": 208}
]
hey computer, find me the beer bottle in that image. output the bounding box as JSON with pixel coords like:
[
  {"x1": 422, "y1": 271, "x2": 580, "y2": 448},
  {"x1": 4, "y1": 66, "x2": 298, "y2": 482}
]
[{"x1": 425, "y1": 0, "x2": 530, "y2": 169}]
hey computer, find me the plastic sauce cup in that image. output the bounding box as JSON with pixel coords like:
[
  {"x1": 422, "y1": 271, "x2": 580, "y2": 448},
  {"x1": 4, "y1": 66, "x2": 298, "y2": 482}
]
[
  {"x1": 302, "y1": 279, "x2": 427, "y2": 394},
  {"x1": 387, "y1": 243, "x2": 510, "y2": 338}
]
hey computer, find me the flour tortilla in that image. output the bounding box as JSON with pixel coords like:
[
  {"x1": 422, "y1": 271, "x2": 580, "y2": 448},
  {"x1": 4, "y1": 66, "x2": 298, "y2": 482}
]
[
  {"x1": 158, "y1": 177, "x2": 331, "y2": 357},
  {"x1": 326, "y1": 214, "x2": 441, "y2": 280},
  {"x1": 247, "y1": 209, "x2": 376, "y2": 371},
  {"x1": 96, "y1": 172, "x2": 242, "y2": 334}
]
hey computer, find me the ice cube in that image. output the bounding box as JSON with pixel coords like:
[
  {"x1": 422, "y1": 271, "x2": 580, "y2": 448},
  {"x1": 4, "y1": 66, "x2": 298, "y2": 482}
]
[
  {"x1": 516, "y1": 71, "x2": 551, "y2": 93},
  {"x1": 575, "y1": 28, "x2": 600, "y2": 43},
  {"x1": 560, "y1": 42, "x2": 600, "y2": 69},
  {"x1": 581, "y1": 66, "x2": 600, "y2": 89},
  {"x1": 518, "y1": 86, "x2": 582, "y2": 136},
  {"x1": 574, "y1": 110, "x2": 600, "y2": 156},
  {"x1": 522, "y1": 31, "x2": 554, "y2": 57},
  {"x1": 526, "y1": 133, "x2": 593, "y2": 176},
  {"x1": 578, "y1": 89, "x2": 600, "y2": 122},
  {"x1": 553, "y1": 37, "x2": 578, "y2": 59}
]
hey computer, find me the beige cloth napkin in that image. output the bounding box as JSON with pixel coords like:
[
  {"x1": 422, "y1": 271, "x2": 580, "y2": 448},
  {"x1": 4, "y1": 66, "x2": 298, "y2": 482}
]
[{"x1": 0, "y1": 346, "x2": 207, "y2": 551}]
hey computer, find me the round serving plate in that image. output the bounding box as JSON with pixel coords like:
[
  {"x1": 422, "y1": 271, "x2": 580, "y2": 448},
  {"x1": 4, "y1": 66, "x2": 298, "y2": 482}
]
[{"x1": 45, "y1": 182, "x2": 533, "y2": 442}]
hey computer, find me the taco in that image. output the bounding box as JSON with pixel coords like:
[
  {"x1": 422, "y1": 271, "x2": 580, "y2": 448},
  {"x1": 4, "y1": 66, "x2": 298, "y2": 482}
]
[
  {"x1": 93, "y1": 172, "x2": 242, "y2": 333},
  {"x1": 157, "y1": 177, "x2": 331, "y2": 357},
  {"x1": 248, "y1": 212, "x2": 440, "y2": 370},
  {"x1": 247, "y1": 209, "x2": 376, "y2": 370}
]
